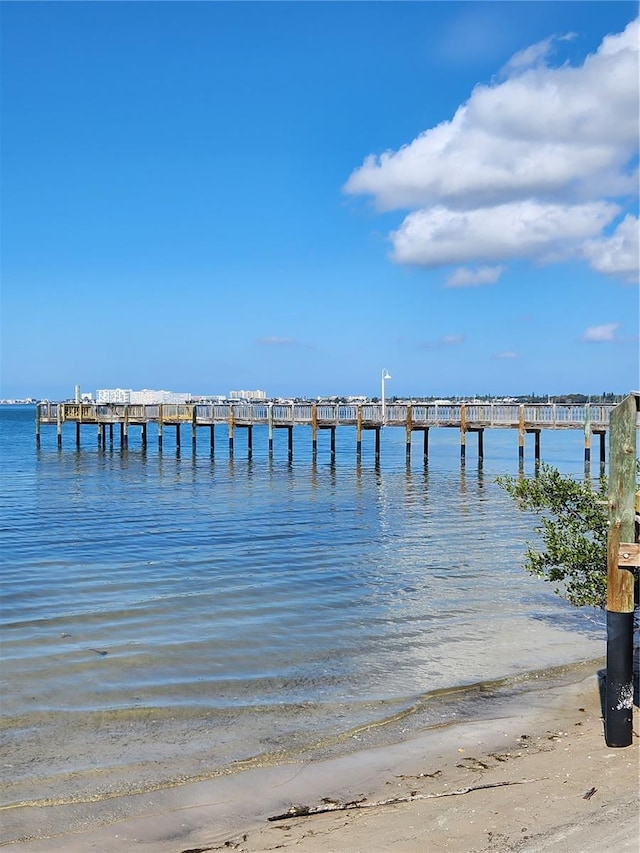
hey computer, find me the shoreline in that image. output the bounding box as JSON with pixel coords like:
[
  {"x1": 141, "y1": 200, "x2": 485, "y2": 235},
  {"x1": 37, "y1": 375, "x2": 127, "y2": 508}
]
[{"x1": 3, "y1": 662, "x2": 638, "y2": 852}]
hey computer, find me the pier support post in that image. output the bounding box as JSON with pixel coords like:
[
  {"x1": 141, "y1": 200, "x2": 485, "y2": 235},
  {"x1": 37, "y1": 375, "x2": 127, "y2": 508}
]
[
  {"x1": 268, "y1": 402, "x2": 273, "y2": 458},
  {"x1": 477, "y1": 428, "x2": 484, "y2": 462},
  {"x1": 35, "y1": 405, "x2": 41, "y2": 448},
  {"x1": 122, "y1": 406, "x2": 129, "y2": 449},
  {"x1": 356, "y1": 405, "x2": 362, "y2": 461},
  {"x1": 312, "y1": 404, "x2": 318, "y2": 459},
  {"x1": 406, "y1": 404, "x2": 412, "y2": 462},
  {"x1": 228, "y1": 404, "x2": 234, "y2": 459},
  {"x1": 175, "y1": 423, "x2": 181, "y2": 452},
  {"x1": 75, "y1": 422, "x2": 81, "y2": 448},
  {"x1": 598, "y1": 431, "x2": 606, "y2": 472},
  {"x1": 330, "y1": 427, "x2": 336, "y2": 461},
  {"x1": 248, "y1": 425, "x2": 253, "y2": 459},
  {"x1": 460, "y1": 403, "x2": 466, "y2": 462},
  {"x1": 192, "y1": 406, "x2": 197, "y2": 454},
  {"x1": 210, "y1": 424, "x2": 215, "y2": 456},
  {"x1": 604, "y1": 393, "x2": 639, "y2": 748},
  {"x1": 374, "y1": 427, "x2": 381, "y2": 462},
  {"x1": 534, "y1": 430, "x2": 541, "y2": 466},
  {"x1": 584, "y1": 404, "x2": 591, "y2": 464},
  {"x1": 109, "y1": 423, "x2": 113, "y2": 449},
  {"x1": 423, "y1": 427, "x2": 429, "y2": 464},
  {"x1": 157, "y1": 405, "x2": 163, "y2": 452},
  {"x1": 97, "y1": 423, "x2": 103, "y2": 449},
  {"x1": 57, "y1": 404, "x2": 63, "y2": 449},
  {"x1": 287, "y1": 426, "x2": 293, "y2": 461},
  {"x1": 141, "y1": 422, "x2": 147, "y2": 450},
  {"x1": 518, "y1": 405, "x2": 525, "y2": 468}
]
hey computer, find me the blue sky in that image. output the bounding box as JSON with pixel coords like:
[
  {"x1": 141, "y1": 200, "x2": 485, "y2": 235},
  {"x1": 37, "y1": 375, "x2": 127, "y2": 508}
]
[{"x1": 1, "y1": 1, "x2": 638, "y2": 401}]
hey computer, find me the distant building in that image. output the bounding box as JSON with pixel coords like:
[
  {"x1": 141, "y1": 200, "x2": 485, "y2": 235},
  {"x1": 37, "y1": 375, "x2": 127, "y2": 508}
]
[
  {"x1": 96, "y1": 388, "x2": 191, "y2": 404},
  {"x1": 229, "y1": 389, "x2": 267, "y2": 401}
]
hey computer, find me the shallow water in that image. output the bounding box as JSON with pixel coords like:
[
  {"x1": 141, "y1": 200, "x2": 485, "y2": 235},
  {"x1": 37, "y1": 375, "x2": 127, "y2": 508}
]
[{"x1": 0, "y1": 405, "x2": 605, "y2": 815}]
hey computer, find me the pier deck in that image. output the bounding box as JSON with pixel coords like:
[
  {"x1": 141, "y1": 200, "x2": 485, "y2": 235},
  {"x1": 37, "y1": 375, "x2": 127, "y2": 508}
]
[{"x1": 36, "y1": 401, "x2": 618, "y2": 466}]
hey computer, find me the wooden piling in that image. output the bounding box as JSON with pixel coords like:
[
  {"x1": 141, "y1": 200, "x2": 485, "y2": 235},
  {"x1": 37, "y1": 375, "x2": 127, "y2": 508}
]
[
  {"x1": 518, "y1": 405, "x2": 525, "y2": 466},
  {"x1": 57, "y1": 404, "x2": 62, "y2": 449},
  {"x1": 123, "y1": 406, "x2": 129, "y2": 449},
  {"x1": 598, "y1": 430, "x2": 606, "y2": 470},
  {"x1": 312, "y1": 404, "x2": 318, "y2": 459},
  {"x1": 75, "y1": 422, "x2": 81, "y2": 448},
  {"x1": 423, "y1": 427, "x2": 429, "y2": 464},
  {"x1": 356, "y1": 405, "x2": 362, "y2": 460},
  {"x1": 533, "y1": 430, "x2": 540, "y2": 465},
  {"x1": 406, "y1": 404, "x2": 413, "y2": 462},
  {"x1": 330, "y1": 426, "x2": 336, "y2": 461},
  {"x1": 247, "y1": 425, "x2": 253, "y2": 458},
  {"x1": 210, "y1": 424, "x2": 215, "y2": 455},
  {"x1": 268, "y1": 403, "x2": 274, "y2": 458},
  {"x1": 35, "y1": 405, "x2": 41, "y2": 448},
  {"x1": 175, "y1": 422, "x2": 181, "y2": 451},
  {"x1": 191, "y1": 406, "x2": 197, "y2": 454},
  {"x1": 288, "y1": 425, "x2": 293, "y2": 460},
  {"x1": 460, "y1": 403, "x2": 466, "y2": 461},
  {"x1": 157, "y1": 405, "x2": 163, "y2": 452},
  {"x1": 375, "y1": 427, "x2": 380, "y2": 462},
  {"x1": 584, "y1": 404, "x2": 591, "y2": 464},
  {"x1": 477, "y1": 428, "x2": 484, "y2": 461},
  {"x1": 141, "y1": 422, "x2": 147, "y2": 449},
  {"x1": 605, "y1": 393, "x2": 639, "y2": 748},
  {"x1": 228, "y1": 404, "x2": 234, "y2": 458},
  {"x1": 109, "y1": 422, "x2": 113, "y2": 448}
]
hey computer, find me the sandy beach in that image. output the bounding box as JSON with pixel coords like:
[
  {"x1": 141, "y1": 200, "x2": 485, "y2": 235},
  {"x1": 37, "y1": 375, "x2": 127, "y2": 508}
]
[{"x1": 3, "y1": 662, "x2": 638, "y2": 853}]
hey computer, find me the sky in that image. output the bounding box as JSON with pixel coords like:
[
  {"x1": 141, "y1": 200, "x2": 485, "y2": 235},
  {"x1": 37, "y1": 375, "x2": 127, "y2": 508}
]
[{"x1": 1, "y1": 1, "x2": 638, "y2": 401}]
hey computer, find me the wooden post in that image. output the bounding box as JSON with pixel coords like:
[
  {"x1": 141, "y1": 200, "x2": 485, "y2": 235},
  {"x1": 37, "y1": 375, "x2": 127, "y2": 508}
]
[
  {"x1": 141, "y1": 422, "x2": 147, "y2": 450},
  {"x1": 109, "y1": 422, "x2": 113, "y2": 448},
  {"x1": 123, "y1": 406, "x2": 129, "y2": 449},
  {"x1": 75, "y1": 422, "x2": 81, "y2": 448},
  {"x1": 356, "y1": 405, "x2": 362, "y2": 461},
  {"x1": 584, "y1": 403, "x2": 591, "y2": 464},
  {"x1": 423, "y1": 428, "x2": 429, "y2": 464},
  {"x1": 330, "y1": 426, "x2": 336, "y2": 461},
  {"x1": 228, "y1": 404, "x2": 234, "y2": 459},
  {"x1": 287, "y1": 425, "x2": 293, "y2": 461},
  {"x1": 57, "y1": 404, "x2": 63, "y2": 449},
  {"x1": 157, "y1": 404, "x2": 163, "y2": 452},
  {"x1": 460, "y1": 403, "x2": 466, "y2": 462},
  {"x1": 268, "y1": 402, "x2": 274, "y2": 458},
  {"x1": 477, "y1": 428, "x2": 484, "y2": 462},
  {"x1": 534, "y1": 430, "x2": 541, "y2": 465},
  {"x1": 97, "y1": 423, "x2": 102, "y2": 449},
  {"x1": 599, "y1": 431, "x2": 606, "y2": 471},
  {"x1": 35, "y1": 404, "x2": 41, "y2": 448},
  {"x1": 191, "y1": 405, "x2": 197, "y2": 454},
  {"x1": 605, "y1": 393, "x2": 639, "y2": 748},
  {"x1": 175, "y1": 422, "x2": 181, "y2": 451},
  {"x1": 518, "y1": 404, "x2": 525, "y2": 468},
  {"x1": 210, "y1": 424, "x2": 215, "y2": 455},
  {"x1": 247, "y1": 425, "x2": 253, "y2": 459},
  {"x1": 312, "y1": 404, "x2": 318, "y2": 459},
  {"x1": 375, "y1": 426, "x2": 381, "y2": 462},
  {"x1": 406, "y1": 404, "x2": 412, "y2": 462}
]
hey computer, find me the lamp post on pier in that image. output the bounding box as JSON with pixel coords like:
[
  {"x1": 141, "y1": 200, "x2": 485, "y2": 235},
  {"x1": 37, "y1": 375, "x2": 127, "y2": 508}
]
[{"x1": 381, "y1": 369, "x2": 392, "y2": 425}]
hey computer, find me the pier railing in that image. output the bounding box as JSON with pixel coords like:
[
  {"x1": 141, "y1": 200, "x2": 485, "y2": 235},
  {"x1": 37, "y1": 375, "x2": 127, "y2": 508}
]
[{"x1": 38, "y1": 401, "x2": 614, "y2": 430}]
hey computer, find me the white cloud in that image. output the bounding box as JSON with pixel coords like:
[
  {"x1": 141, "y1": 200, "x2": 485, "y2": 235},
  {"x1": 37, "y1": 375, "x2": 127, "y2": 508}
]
[
  {"x1": 582, "y1": 214, "x2": 639, "y2": 283},
  {"x1": 446, "y1": 265, "x2": 504, "y2": 288},
  {"x1": 258, "y1": 336, "x2": 298, "y2": 346},
  {"x1": 496, "y1": 351, "x2": 518, "y2": 359},
  {"x1": 344, "y1": 17, "x2": 639, "y2": 283},
  {"x1": 392, "y1": 201, "x2": 617, "y2": 267},
  {"x1": 581, "y1": 323, "x2": 619, "y2": 342},
  {"x1": 500, "y1": 32, "x2": 576, "y2": 76}
]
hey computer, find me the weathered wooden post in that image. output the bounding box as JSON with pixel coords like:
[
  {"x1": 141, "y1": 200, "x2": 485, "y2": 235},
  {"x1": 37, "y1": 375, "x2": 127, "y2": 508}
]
[
  {"x1": 584, "y1": 403, "x2": 591, "y2": 466},
  {"x1": 287, "y1": 425, "x2": 293, "y2": 461},
  {"x1": 356, "y1": 405, "x2": 362, "y2": 461},
  {"x1": 460, "y1": 403, "x2": 466, "y2": 462},
  {"x1": 268, "y1": 402, "x2": 274, "y2": 458},
  {"x1": 75, "y1": 422, "x2": 81, "y2": 448},
  {"x1": 406, "y1": 403, "x2": 413, "y2": 462},
  {"x1": 518, "y1": 404, "x2": 525, "y2": 469},
  {"x1": 35, "y1": 404, "x2": 41, "y2": 448},
  {"x1": 423, "y1": 427, "x2": 429, "y2": 465},
  {"x1": 210, "y1": 423, "x2": 215, "y2": 455},
  {"x1": 228, "y1": 403, "x2": 234, "y2": 459},
  {"x1": 57, "y1": 404, "x2": 63, "y2": 449},
  {"x1": 330, "y1": 426, "x2": 336, "y2": 461},
  {"x1": 247, "y1": 426, "x2": 253, "y2": 459},
  {"x1": 157, "y1": 404, "x2": 163, "y2": 452},
  {"x1": 312, "y1": 403, "x2": 318, "y2": 459},
  {"x1": 605, "y1": 392, "x2": 639, "y2": 747},
  {"x1": 191, "y1": 405, "x2": 197, "y2": 454}
]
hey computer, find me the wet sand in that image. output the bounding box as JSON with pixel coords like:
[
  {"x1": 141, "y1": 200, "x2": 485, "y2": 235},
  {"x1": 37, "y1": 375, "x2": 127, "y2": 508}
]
[{"x1": 2, "y1": 665, "x2": 638, "y2": 852}]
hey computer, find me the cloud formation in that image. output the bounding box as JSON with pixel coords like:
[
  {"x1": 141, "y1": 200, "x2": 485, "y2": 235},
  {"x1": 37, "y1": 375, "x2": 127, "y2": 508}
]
[
  {"x1": 581, "y1": 323, "x2": 619, "y2": 342},
  {"x1": 446, "y1": 265, "x2": 504, "y2": 288},
  {"x1": 344, "y1": 18, "x2": 639, "y2": 283}
]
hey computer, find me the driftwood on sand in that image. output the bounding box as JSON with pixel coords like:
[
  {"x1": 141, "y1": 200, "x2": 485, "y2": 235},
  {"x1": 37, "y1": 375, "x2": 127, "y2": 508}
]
[{"x1": 268, "y1": 778, "x2": 543, "y2": 822}]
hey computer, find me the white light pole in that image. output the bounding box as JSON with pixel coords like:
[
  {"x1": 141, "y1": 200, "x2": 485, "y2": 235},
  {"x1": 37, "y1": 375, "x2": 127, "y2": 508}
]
[{"x1": 381, "y1": 369, "x2": 392, "y2": 424}]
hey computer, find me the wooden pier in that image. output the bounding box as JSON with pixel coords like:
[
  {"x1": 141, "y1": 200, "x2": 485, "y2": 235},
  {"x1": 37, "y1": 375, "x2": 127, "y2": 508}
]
[{"x1": 36, "y1": 401, "x2": 617, "y2": 466}]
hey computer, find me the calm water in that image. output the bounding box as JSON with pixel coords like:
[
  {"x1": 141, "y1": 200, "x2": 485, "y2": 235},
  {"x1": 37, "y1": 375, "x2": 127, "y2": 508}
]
[{"x1": 0, "y1": 405, "x2": 604, "y2": 813}]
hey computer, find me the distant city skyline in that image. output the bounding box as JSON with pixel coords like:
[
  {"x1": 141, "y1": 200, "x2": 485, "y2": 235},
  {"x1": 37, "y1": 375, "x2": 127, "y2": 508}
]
[{"x1": 2, "y1": 2, "x2": 638, "y2": 401}]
